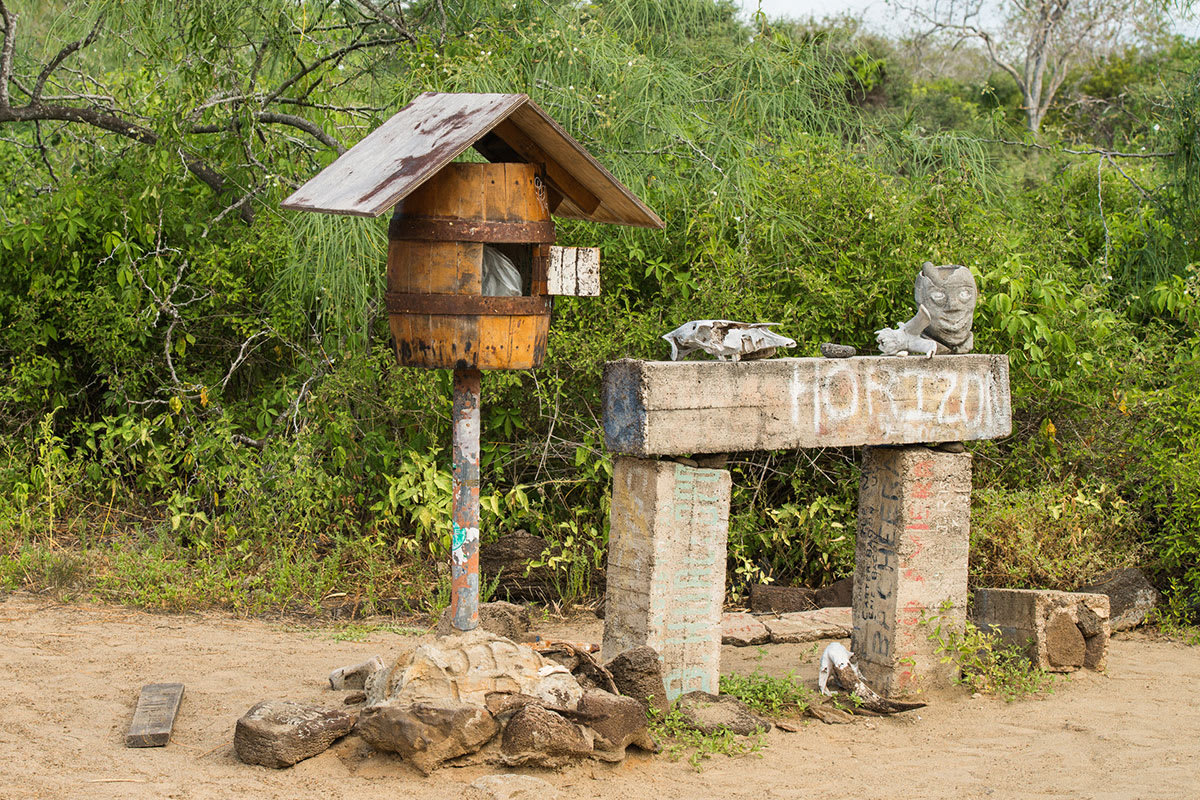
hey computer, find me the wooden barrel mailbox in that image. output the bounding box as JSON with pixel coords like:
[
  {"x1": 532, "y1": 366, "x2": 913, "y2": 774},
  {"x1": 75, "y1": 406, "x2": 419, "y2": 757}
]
[
  {"x1": 386, "y1": 162, "x2": 552, "y2": 370},
  {"x1": 282, "y1": 92, "x2": 662, "y2": 632}
]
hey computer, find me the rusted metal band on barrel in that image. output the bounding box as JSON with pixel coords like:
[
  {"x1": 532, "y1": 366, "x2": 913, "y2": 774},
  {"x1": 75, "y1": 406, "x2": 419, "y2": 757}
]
[
  {"x1": 388, "y1": 216, "x2": 556, "y2": 243},
  {"x1": 385, "y1": 293, "x2": 552, "y2": 316}
]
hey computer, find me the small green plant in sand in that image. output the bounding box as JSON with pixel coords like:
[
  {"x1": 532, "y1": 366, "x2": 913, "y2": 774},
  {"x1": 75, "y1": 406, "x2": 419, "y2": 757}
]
[
  {"x1": 718, "y1": 671, "x2": 817, "y2": 716},
  {"x1": 1153, "y1": 588, "x2": 1200, "y2": 645},
  {"x1": 647, "y1": 705, "x2": 766, "y2": 771},
  {"x1": 327, "y1": 622, "x2": 425, "y2": 642},
  {"x1": 926, "y1": 612, "x2": 1057, "y2": 701}
]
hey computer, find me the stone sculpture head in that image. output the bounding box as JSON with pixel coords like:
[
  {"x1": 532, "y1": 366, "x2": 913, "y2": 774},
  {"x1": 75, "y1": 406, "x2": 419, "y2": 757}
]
[{"x1": 914, "y1": 261, "x2": 977, "y2": 351}]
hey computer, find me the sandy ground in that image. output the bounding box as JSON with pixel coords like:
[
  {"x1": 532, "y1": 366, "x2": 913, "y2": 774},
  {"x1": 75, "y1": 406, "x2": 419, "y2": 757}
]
[{"x1": 2, "y1": 592, "x2": 1198, "y2": 800}]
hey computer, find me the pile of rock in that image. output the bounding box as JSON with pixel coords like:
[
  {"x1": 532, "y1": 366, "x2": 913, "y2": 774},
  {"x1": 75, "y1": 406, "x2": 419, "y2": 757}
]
[{"x1": 235, "y1": 624, "x2": 664, "y2": 774}]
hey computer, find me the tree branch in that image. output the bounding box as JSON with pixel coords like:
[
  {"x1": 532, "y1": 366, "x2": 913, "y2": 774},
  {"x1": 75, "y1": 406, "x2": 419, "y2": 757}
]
[{"x1": 32, "y1": 14, "x2": 104, "y2": 103}]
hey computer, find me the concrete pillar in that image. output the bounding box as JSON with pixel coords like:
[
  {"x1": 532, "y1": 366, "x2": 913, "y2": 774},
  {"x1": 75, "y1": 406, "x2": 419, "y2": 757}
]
[
  {"x1": 852, "y1": 446, "x2": 972, "y2": 697},
  {"x1": 602, "y1": 456, "x2": 731, "y2": 701}
]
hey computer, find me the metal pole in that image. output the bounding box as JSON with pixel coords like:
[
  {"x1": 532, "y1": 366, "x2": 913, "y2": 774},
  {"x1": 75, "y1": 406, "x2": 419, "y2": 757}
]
[{"x1": 450, "y1": 367, "x2": 482, "y2": 631}]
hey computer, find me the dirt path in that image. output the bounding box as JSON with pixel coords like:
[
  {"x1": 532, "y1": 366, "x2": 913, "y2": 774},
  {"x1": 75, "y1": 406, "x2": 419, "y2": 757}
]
[{"x1": 2, "y1": 592, "x2": 1197, "y2": 800}]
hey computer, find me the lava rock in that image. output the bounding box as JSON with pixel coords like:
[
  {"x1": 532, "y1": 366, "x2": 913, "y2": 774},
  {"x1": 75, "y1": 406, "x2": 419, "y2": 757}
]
[
  {"x1": 815, "y1": 578, "x2": 853, "y2": 608},
  {"x1": 574, "y1": 689, "x2": 656, "y2": 761},
  {"x1": 820, "y1": 342, "x2": 857, "y2": 358},
  {"x1": 355, "y1": 700, "x2": 498, "y2": 775},
  {"x1": 480, "y1": 530, "x2": 556, "y2": 602},
  {"x1": 500, "y1": 705, "x2": 594, "y2": 767},
  {"x1": 234, "y1": 700, "x2": 355, "y2": 769},
  {"x1": 436, "y1": 601, "x2": 532, "y2": 640},
  {"x1": 604, "y1": 646, "x2": 669, "y2": 718},
  {"x1": 749, "y1": 584, "x2": 817, "y2": 613},
  {"x1": 675, "y1": 691, "x2": 772, "y2": 736},
  {"x1": 1081, "y1": 568, "x2": 1160, "y2": 631}
]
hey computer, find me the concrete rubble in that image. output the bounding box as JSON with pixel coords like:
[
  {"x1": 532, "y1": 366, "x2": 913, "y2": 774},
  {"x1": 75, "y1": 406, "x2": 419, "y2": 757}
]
[
  {"x1": 973, "y1": 588, "x2": 1111, "y2": 672},
  {"x1": 719, "y1": 607, "x2": 852, "y2": 647}
]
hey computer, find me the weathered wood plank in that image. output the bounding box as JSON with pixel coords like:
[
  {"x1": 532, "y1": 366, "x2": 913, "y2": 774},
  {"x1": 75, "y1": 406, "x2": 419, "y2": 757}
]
[
  {"x1": 126, "y1": 683, "x2": 184, "y2": 748},
  {"x1": 602, "y1": 355, "x2": 1012, "y2": 456},
  {"x1": 574, "y1": 247, "x2": 600, "y2": 296},
  {"x1": 281, "y1": 92, "x2": 664, "y2": 229},
  {"x1": 282, "y1": 93, "x2": 525, "y2": 217},
  {"x1": 547, "y1": 246, "x2": 575, "y2": 295}
]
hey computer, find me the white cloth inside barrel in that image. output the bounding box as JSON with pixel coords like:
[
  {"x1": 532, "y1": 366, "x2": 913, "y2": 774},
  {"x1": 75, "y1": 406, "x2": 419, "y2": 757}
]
[{"x1": 482, "y1": 246, "x2": 523, "y2": 297}]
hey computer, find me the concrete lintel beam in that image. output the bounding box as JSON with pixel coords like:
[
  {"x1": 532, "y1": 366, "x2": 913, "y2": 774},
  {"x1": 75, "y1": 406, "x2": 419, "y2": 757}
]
[{"x1": 602, "y1": 355, "x2": 1012, "y2": 456}]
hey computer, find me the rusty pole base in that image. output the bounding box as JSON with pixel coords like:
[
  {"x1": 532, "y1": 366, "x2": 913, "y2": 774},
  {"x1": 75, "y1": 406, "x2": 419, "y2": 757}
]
[{"x1": 450, "y1": 367, "x2": 482, "y2": 632}]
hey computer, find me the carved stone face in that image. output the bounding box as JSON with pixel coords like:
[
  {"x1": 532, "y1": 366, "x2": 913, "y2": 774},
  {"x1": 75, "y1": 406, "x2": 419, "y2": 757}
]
[{"x1": 915, "y1": 262, "x2": 977, "y2": 348}]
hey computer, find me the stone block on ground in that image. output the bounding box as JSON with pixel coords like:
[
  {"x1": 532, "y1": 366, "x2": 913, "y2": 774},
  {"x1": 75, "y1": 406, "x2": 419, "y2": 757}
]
[
  {"x1": 1080, "y1": 568, "x2": 1159, "y2": 632},
  {"x1": 499, "y1": 704, "x2": 594, "y2": 768},
  {"x1": 480, "y1": 530, "x2": 557, "y2": 602},
  {"x1": 603, "y1": 457, "x2": 731, "y2": 701},
  {"x1": 471, "y1": 775, "x2": 561, "y2": 800},
  {"x1": 604, "y1": 646, "x2": 670, "y2": 718},
  {"x1": 721, "y1": 612, "x2": 771, "y2": 646},
  {"x1": 852, "y1": 446, "x2": 972, "y2": 697},
  {"x1": 355, "y1": 700, "x2": 498, "y2": 775},
  {"x1": 437, "y1": 601, "x2": 532, "y2": 640},
  {"x1": 972, "y1": 588, "x2": 1110, "y2": 672},
  {"x1": 749, "y1": 584, "x2": 817, "y2": 613},
  {"x1": 674, "y1": 691, "x2": 771, "y2": 736},
  {"x1": 815, "y1": 578, "x2": 853, "y2": 609},
  {"x1": 763, "y1": 608, "x2": 851, "y2": 644},
  {"x1": 366, "y1": 629, "x2": 583, "y2": 710},
  {"x1": 234, "y1": 700, "x2": 356, "y2": 769},
  {"x1": 328, "y1": 655, "x2": 385, "y2": 690}
]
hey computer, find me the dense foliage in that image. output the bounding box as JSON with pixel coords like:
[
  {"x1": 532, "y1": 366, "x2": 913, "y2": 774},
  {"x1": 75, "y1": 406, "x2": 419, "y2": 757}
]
[{"x1": 1, "y1": 0, "x2": 1198, "y2": 621}]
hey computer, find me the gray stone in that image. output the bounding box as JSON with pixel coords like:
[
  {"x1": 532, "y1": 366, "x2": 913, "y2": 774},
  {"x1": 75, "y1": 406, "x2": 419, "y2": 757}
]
[
  {"x1": 876, "y1": 262, "x2": 978, "y2": 357},
  {"x1": 470, "y1": 775, "x2": 560, "y2": 800},
  {"x1": 852, "y1": 447, "x2": 972, "y2": 697},
  {"x1": 749, "y1": 584, "x2": 817, "y2": 613},
  {"x1": 601, "y1": 355, "x2": 1012, "y2": 457},
  {"x1": 816, "y1": 578, "x2": 853, "y2": 608},
  {"x1": 675, "y1": 691, "x2": 771, "y2": 736},
  {"x1": 234, "y1": 700, "x2": 355, "y2": 769},
  {"x1": 721, "y1": 612, "x2": 771, "y2": 647},
  {"x1": 355, "y1": 700, "x2": 498, "y2": 775},
  {"x1": 575, "y1": 689, "x2": 656, "y2": 761},
  {"x1": 499, "y1": 705, "x2": 594, "y2": 768},
  {"x1": 1081, "y1": 568, "x2": 1160, "y2": 631},
  {"x1": 603, "y1": 458, "x2": 730, "y2": 701},
  {"x1": 328, "y1": 655, "x2": 385, "y2": 690},
  {"x1": 366, "y1": 629, "x2": 583, "y2": 710},
  {"x1": 820, "y1": 342, "x2": 857, "y2": 358},
  {"x1": 604, "y1": 646, "x2": 670, "y2": 718},
  {"x1": 764, "y1": 608, "x2": 852, "y2": 644},
  {"x1": 973, "y1": 588, "x2": 1110, "y2": 672},
  {"x1": 436, "y1": 601, "x2": 531, "y2": 640}
]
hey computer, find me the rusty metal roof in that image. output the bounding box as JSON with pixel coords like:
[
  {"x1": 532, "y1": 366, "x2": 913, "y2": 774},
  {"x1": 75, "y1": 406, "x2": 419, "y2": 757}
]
[{"x1": 281, "y1": 92, "x2": 664, "y2": 229}]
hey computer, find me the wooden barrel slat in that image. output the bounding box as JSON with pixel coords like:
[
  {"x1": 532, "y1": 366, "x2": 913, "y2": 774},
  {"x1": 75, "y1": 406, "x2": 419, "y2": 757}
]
[{"x1": 387, "y1": 162, "x2": 552, "y2": 371}]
